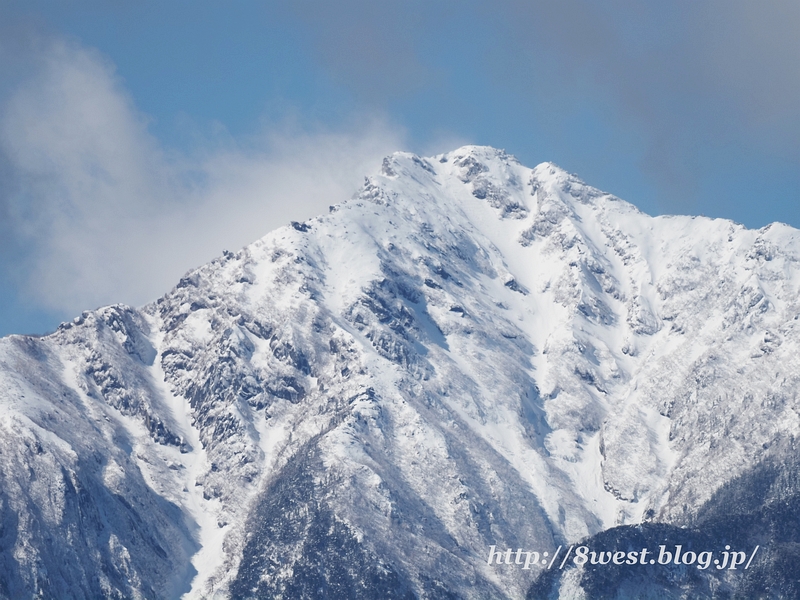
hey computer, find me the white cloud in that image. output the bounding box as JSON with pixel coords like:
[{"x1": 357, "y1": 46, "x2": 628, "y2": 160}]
[{"x1": 0, "y1": 38, "x2": 406, "y2": 316}]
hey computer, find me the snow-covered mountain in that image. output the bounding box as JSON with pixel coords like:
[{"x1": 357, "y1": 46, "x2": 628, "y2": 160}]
[{"x1": 2, "y1": 146, "x2": 799, "y2": 598}]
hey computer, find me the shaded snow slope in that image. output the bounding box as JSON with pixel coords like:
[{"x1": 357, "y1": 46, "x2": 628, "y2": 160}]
[{"x1": 2, "y1": 146, "x2": 800, "y2": 598}]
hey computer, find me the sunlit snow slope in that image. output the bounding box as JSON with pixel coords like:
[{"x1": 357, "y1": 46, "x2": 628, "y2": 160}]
[{"x1": 2, "y1": 146, "x2": 800, "y2": 599}]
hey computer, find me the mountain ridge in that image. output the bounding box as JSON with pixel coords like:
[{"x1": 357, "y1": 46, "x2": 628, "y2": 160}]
[{"x1": 1, "y1": 145, "x2": 799, "y2": 598}]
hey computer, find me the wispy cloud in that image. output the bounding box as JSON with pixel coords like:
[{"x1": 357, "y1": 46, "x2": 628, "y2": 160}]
[
  {"x1": 3, "y1": 0, "x2": 798, "y2": 329},
  {"x1": 0, "y1": 37, "x2": 406, "y2": 318}
]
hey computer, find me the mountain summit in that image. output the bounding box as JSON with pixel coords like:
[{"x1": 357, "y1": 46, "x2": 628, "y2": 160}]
[{"x1": 2, "y1": 146, "x2": 799, "y2": 598}]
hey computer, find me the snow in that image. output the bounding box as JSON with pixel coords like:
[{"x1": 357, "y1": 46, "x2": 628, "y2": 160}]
[{"x1": 3, "y1": 145, "x2": 800, "y2": 598}]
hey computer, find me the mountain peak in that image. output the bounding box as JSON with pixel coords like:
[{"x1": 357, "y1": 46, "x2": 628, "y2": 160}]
[{"x1": 3, "y1": 146, "x2": 800, "y2": 598}]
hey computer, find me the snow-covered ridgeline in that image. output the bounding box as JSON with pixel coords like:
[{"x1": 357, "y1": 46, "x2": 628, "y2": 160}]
[{"x1": 1, "y1": 145, "x2": 799, "y2": 598}]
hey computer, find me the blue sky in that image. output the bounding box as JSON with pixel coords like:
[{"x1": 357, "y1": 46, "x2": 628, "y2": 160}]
[{"x1": 1, "y1": 0, "x2": 798, "y2": 337}]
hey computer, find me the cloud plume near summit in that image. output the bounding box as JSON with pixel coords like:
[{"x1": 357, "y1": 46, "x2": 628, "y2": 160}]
[
  {"x1": 1, "y1": 0, "x2": 798, "y2": 336},
  {"x1": 0, "y1": 36, "x2": 405, "y2": 324}
]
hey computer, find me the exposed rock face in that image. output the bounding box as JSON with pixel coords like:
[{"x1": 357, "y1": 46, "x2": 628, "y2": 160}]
[{"x1": 2, "y1": 146, "x2": 799, "y2": 598}]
